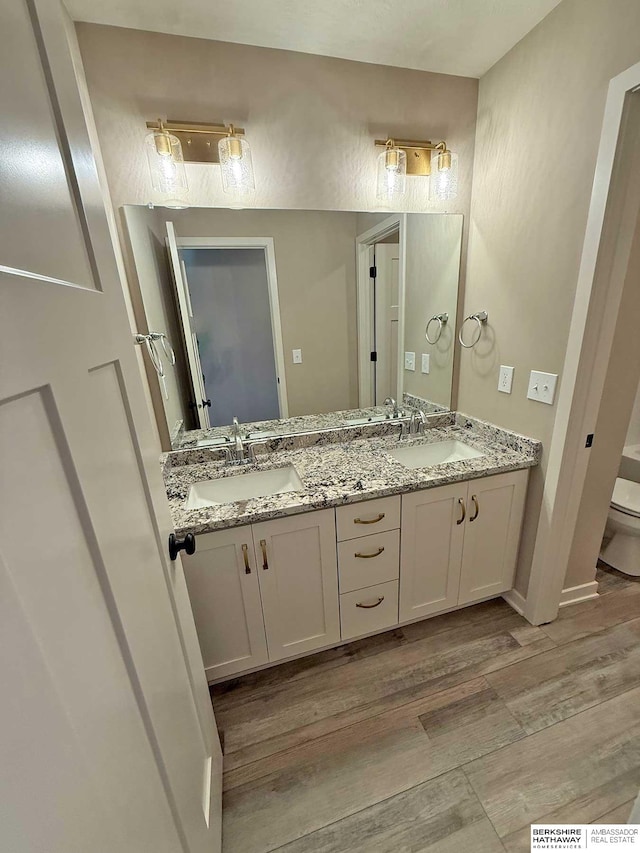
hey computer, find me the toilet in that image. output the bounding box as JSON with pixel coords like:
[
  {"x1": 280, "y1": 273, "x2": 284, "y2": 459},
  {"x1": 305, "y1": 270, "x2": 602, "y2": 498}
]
[{"x1": 601, "y1": 478, "x2": 640, "y2": 576}]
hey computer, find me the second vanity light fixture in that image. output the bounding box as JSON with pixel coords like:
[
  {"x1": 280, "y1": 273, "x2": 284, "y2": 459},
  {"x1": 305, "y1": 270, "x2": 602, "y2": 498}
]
[
  {"x1": 375, "y1": 137, "x2": 458, "y2": 202},
  {"x1": 145, "y1": 119, "x2": 255, "y2": 204}
]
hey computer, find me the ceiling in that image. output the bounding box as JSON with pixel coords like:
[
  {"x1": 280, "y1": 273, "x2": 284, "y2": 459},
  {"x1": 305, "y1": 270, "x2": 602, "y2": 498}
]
[{"x1": 65, "y1": 0, "x2": 562, "y2": 79}]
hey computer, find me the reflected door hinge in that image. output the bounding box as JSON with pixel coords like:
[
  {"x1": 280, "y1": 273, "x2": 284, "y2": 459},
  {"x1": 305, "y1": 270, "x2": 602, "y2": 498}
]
[
  {"x1": 369, "y1": 265, "x2": 377, "y2": 278},
  {"x1": 370, "y1": 351, "x2": 378, "y2": 362}
]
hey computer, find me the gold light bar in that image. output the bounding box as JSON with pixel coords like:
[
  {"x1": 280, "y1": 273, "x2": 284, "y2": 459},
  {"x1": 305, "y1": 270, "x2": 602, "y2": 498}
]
[
  {"x1": 374, "y1": 138, "x2": 448, "y2": 176},
  {"x1": 146, "y1": 120, "x2": 246, "y2": 164}
]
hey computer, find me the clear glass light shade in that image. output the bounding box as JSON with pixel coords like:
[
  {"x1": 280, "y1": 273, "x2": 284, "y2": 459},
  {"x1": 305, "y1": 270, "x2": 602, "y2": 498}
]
[
  {"x1": 429, "y1": 149, "x2": 458, "y2": 201},
  {"x1": 144, "y1": 129, "x2": 188, "y2": 207},
  {"x1": 218, "y1": 134, "x2": 255, "y2": 195},
  {"x1": 376, "y1": 145, "x2": 407, "y2": 201}
]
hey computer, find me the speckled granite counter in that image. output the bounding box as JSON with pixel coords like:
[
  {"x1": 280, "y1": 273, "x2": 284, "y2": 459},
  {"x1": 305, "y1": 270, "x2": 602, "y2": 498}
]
[{"x1": 163, "y1": 414, "x2": 541, "y2": 537}]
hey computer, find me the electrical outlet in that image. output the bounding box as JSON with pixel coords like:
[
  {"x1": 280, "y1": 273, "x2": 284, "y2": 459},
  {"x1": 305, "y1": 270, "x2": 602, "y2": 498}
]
[
  {"x1": 421, "y1": 353, "x2": 430, "y2": 374},
  {"x1": 292, "y1": 348, "x2": 303, "y2": 364},
  {"x1": 527, "y1": 370, "x2": 558, "y2": 405},
  {"x1": 498, "y1": 365, "x2": 514, "y2": 394},
  {"x1": 404, "y1": 351, "x2": 416, "y2": 371}
]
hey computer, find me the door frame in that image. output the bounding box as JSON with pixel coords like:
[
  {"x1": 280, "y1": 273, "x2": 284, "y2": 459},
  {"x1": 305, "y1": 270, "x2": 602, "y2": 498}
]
[
  {"x1": 524, "y1": 63, "x2": 640, "y2": 625},
  {"x1": 172, "y1": 236, "x2": 289, "y2": 419},
  {"x1": 356, "y1": 215, "x2": 407, "y2": 408}
]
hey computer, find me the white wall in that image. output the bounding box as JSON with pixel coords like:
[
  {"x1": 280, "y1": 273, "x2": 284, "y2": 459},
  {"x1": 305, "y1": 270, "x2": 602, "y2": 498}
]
[{"x1": 460, "y1": 0, "x2": 640, "y2": 594}]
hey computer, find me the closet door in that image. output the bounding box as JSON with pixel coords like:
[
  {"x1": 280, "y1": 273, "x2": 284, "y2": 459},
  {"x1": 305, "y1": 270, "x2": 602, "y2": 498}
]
[
  {"x1": 399, "y1": 484, "x2": 466, "y2": 621},
  {"x1": 458, "y1": 471, "x2": 528, "y2": 605}
]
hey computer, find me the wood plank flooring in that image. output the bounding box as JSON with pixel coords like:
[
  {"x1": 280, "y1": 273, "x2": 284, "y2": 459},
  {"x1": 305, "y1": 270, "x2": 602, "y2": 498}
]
[{"x1": 213, "y1": 565, "x2": 640, "y2": 852}]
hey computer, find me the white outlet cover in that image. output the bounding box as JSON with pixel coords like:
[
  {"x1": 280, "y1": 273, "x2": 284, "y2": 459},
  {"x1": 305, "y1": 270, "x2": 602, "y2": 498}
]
[
  {"x1": 292, "y1": 348, "x2": 303, "y2": 364},
  {"x1": 405, "y1": 351, "x2": 416, "y2": 371},
  {"x1": 527, "y1": 370, "x2": 558, "y2": 405},
  {"x1": 421, "y1": 353, "x2": 430, "y2": 374},
  {"x1": 498, "y1": 365, "x2": 514, "y2": 394}
]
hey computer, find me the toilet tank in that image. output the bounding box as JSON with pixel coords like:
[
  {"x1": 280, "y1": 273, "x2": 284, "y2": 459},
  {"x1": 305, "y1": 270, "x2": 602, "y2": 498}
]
[{"x1": 620, "y1": 444, "x2": 640, "y2": 484}]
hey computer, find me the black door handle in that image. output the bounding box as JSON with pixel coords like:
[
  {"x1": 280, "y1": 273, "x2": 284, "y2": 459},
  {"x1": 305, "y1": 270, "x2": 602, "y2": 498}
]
[{"x1": 169, "y1": 533, "x2": 196, "y2": 561}]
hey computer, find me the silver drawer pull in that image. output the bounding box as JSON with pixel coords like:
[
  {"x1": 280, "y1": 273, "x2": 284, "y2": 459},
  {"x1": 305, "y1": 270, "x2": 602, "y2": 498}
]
[
  {"x1": 354, "y1": 512, "x2": 385, "y2": 525},
  {"x1": 356, "y1": 596, "x2": 384, "y2": 609},
  {"x1": 354, "y1": 546, "x2": 385, "y2": 559},
  {"x1": 470, "y1": 495, "x2": 479, "y2": 522}
]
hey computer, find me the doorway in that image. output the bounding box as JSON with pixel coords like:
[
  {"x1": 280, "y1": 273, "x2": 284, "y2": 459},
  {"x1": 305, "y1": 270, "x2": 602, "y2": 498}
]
[{"x1": 166, "y1": 230, "x2": 289, "y2": 428}]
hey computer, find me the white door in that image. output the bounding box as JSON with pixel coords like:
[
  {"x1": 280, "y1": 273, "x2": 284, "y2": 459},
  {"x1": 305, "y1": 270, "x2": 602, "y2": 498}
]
[
  {"x1": 182, "y1": 528, "x2": 269, "y2": 680},
  {"x1": 166, "y1": 222, "x2": 211, "y2": 429},
  {"x1": 374, "y1": 243, "x2": 400, "y2": 405},
  {"x1": 0, "y1": 3, "x2": 221, "y2": 851},
  {"x1": 399, "y1": 484, "x2": 465, "y2": 622},
  {"x1": 458, "y1": 471, "x2": 528, "y2": 605},
  {"x1": 252, "y1": 510, "x2": 340, "y2": 661}
]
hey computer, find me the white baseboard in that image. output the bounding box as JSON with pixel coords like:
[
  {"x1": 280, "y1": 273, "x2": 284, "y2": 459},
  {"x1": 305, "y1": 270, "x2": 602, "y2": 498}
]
[
  {"x1": 558, "y1": 580, "x2": 600, "y2": 608},
  {"x1": 502, "y1": 588, "x2": 526, "y2": 615}
]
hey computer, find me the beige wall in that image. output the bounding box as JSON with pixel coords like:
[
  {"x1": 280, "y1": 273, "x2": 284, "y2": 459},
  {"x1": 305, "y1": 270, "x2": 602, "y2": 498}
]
[
  {"x1": 157, "y1": 207, "x2": 359, "y2": 417},
  {"x1": 404, "y1": 215, "x2": 462, "y2": 408},
  {"x1": 626, "y1": 383, "x2": 640, "y2": 448},
  {"x1": 75, "y1": 23, "x2": 478, "y2": 216},
  {"x1": 460, "y1": 0, "x2": 640, "y2": 594}
]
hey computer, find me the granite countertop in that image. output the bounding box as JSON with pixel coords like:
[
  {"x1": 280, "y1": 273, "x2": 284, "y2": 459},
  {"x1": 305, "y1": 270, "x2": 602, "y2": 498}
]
[{"x1": 164, "y1": 414, "x2": 542, "y2": 537}]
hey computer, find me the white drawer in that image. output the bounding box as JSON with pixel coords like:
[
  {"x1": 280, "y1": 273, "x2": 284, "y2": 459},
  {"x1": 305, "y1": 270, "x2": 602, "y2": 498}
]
[
  {"x1": 340, "y1": 580, "x2": 399, "y2": 640},
  {"x1": 338, "y1": 529, "x2": 400, "y2": 593},
  {"x1": 336, "y1": 496, "x2": 401, "y2": 541}
]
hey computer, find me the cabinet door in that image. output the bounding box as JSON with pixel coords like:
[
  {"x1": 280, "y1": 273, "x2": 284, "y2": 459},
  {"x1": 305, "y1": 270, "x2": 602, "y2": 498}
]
[
  {"x1": 182, "y1": 528, "x2": 268, "y2": 680},
  {"x1": 399, "y1": 484, "x2": 466, "y2": 622},
  {"x1": 253, "y1": 510, "x2": 340, "y2": 661},
  {"x1": 458, "y1": 470, "x2": 528, "y2": 605}
]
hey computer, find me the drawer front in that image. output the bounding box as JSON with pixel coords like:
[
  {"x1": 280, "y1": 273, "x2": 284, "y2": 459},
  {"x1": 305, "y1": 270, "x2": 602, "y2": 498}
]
[
  {"x1": 338, "y1": 529, "x2": 400, "y2": 593},
  {"x1": 336, "y1": 496, "x2": 401, "y2": 541},
  {"x1": 340, "y1": 580, "x2": 399, "y2": 640}
]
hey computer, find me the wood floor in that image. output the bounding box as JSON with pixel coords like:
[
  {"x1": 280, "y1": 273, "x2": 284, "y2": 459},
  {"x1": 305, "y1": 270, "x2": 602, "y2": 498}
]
[{"x1": 212, "y1": 565, "x2": 640, "y2": 852}]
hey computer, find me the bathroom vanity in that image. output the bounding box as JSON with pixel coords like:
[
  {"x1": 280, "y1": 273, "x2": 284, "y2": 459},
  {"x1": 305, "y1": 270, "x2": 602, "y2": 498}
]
[{"x1": 163, "y1": 414, "x2": 540, "y2": 682}]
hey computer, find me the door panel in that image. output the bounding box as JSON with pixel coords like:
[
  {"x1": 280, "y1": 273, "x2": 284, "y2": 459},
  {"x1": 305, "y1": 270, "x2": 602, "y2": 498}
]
[
  {"x1": 399, "y1": 484, "x2": 465, "y2": 621},
  {"x1": 182, "y1": 529, "x2": 269, "y2": 680},
  {"x1": 458, "y1": 471, "x2": 528, "y2": 605},
  {"x1": 0, "y1": 3, "x2": 221, "y2": 850},
  {"x1": 253, "y1": 511, "x2": 340, "y2": 661}
]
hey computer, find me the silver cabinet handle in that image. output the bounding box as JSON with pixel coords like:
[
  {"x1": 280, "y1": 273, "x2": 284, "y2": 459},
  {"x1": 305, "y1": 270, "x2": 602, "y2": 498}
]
[
  {"x1": 354, "y1": 546, "x2": 385, "y2": 559},
  {"x1": 260, "y1": 539, "x2": 269, "y2": 570},
  {"x1": 470, "y1": 495, "x2": 479, "y2": 522},
  {"x1": 457, "y1": 498, "x2": 466, "y2": 525},
  {"x1": 356, "y1": 596, "x2": 384, "y2": 609},
  {"x1": 241, "y1": 543, "x2": 251, "y2": 574},
  {"x1": 354, "y1": 512, "x2": 385, "y2": 525}
]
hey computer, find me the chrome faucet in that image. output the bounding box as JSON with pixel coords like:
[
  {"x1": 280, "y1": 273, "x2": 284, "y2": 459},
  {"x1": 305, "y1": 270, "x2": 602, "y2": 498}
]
[
  {"x1": 225, "y1": 418, "x2": 268, "y2": 466},
  {"x1": 384, "y1": 396, "x2": 400, "y2": 418},
  {"x1": 410, "y1": 409, "x2": 427, "y2": 436}
]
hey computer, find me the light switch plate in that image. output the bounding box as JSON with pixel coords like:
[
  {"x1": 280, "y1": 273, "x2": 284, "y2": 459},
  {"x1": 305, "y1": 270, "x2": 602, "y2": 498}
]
[
  {"x1": 421, "y1": 353, "x2": 430, "y2": 374},
  {"x1": 498, "y1": 365, "x2": 514, "y2": 394},
  {"x1": 405, "y1": 351, "x2": 416, "y2": 371},
  {"x1": 527, "y1": 370, "x2": 558, "y2": 405},
  {"x1": 292, "y1": 348, "x2": 303, "y2": 364}
]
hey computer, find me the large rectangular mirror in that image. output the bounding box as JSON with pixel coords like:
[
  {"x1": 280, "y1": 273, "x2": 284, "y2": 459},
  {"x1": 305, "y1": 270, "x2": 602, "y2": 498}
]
[{"x1": 123, "y1": 206, "x2": 463, "y2": 447}]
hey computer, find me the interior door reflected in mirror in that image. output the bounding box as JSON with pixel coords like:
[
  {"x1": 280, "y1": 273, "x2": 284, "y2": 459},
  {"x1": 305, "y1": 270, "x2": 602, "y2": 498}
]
[{"x1": 123, "y1": 206, "x2": 463, "y2": 449}]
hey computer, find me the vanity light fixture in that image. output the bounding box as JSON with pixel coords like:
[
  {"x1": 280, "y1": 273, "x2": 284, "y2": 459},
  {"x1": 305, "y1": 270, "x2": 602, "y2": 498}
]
[
  {"x1": 374, "y1": 137, "x2": 458, "y2": 201},
  {"x1": 145, "y1": 119, "x2": 255, "y2": 200}
]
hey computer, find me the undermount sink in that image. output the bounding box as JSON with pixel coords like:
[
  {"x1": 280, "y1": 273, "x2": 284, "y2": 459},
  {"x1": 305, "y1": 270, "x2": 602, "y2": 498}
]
[
  {"x1": 388, "y1": 440, "x2": 484, "y2": 469},
  {"x1": 185, "y1": 465, "x2": 303, "y2": 509}
]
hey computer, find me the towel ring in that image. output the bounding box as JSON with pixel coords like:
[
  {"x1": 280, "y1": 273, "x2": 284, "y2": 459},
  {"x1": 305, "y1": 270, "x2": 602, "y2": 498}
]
[
  {"x1": 425, "y1": 313, "x2": 449, "y2": 345},
  {"x1": 458, "y1": 311, "x2": 488, "y2": 349}
]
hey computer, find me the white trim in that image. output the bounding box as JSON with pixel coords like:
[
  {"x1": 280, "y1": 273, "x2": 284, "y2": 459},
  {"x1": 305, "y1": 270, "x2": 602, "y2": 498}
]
[
  {"x1": 502, "y1": 588, "x2": 526, "y2": 616},
  {"x1": 558, "y1": 580, "x2": 600, "y2": 608},
  {"x1": 524, "y1": 62, "x2": 640, "y2": 626},
  {"x1": 173, "y1": 235, "x2": 289, "y2": 419},
  {"x1": 355, "y1": 215, "x2": 406, "y2": 407}
]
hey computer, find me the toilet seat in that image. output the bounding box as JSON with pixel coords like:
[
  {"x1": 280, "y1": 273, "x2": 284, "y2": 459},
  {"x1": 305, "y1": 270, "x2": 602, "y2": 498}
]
[{"x1": 611, "y1": 478, "x2": 640, "y2": 518}]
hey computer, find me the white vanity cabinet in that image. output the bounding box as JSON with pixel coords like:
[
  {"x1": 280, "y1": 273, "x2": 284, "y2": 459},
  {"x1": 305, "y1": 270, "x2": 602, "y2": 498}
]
[
  {"x1": 183, "y1": 509, "x2": 340, "y2": 680},
  {"x1": 252, "y1": 510, "x2": 340, "y2": 662},
  {"x1": 399, "y1": 470, "x2": 528, "y2": 622},
  {"x1": 182, "y1": 527, "x2": 269, "y2": 680}
]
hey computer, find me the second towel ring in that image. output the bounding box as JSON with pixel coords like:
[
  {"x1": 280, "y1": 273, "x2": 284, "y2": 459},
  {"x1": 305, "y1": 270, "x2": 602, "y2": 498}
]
[
  {"x1": 458, "y1": 311, "x2": 488, "y2": 349},
  {"x1": 425, "y1": 313, "x2": 449, "y2": 345}
]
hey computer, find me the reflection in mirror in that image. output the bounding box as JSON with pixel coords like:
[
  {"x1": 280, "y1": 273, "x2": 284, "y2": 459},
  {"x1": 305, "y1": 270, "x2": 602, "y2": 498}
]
[{"x1": 122, "y1": 206, "x2": 463, "y2": 449}]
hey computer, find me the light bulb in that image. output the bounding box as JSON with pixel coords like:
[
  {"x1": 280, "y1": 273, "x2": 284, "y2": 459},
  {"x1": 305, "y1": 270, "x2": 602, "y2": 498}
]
[
  {"x1": 144, "y1": 124, "x2": 188, "y2": 207},
  {"x1": 430, "y1": 149, "x2": 458, "y2": 201},
  {"x1": 376, "y1": 143, "x2": 406, "y2": 201},
  {"x1": 218, "y1": 130, "x2": 255, "y2": 195}
]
